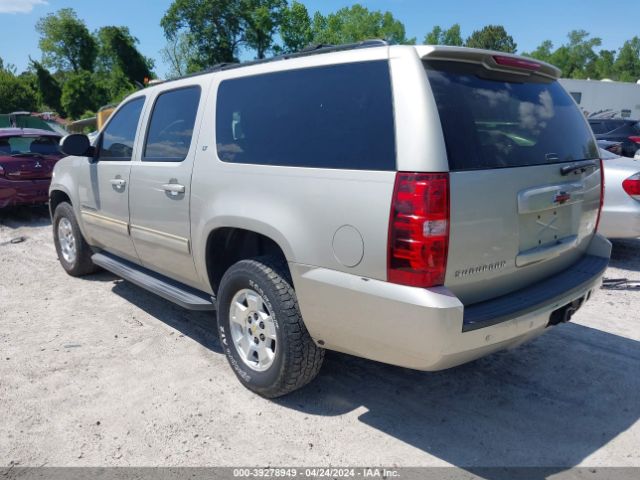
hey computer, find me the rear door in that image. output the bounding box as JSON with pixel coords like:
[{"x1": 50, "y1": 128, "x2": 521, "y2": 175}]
[
  {"x1": 424, "y1": 59, "x2": 601, "y2": 305},
  {"x1": 128, "y1": 84, "x2": 204, "y2": 287}
]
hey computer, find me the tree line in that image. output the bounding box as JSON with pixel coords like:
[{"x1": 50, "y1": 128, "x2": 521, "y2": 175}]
[
  {"x1": 0, "y1": 8, "x2": 153, "y2": 119},
  {"x1": 1, "y1": 1, "x2": 639, "y2": 121}
]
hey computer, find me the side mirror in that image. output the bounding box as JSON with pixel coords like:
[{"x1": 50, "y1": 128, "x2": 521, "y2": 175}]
[{"x1": 59, "y1": 134, "x2": 95, "y2": 158}]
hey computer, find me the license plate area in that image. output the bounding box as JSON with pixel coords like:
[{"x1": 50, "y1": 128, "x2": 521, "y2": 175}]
[{"x1": 517, "y1": 182, "x2": 584, "y2": 256}]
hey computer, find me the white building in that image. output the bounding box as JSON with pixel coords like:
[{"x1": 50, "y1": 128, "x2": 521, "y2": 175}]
[{"x1": 559, "y1": 78, "x2": 640, "y2": 119}]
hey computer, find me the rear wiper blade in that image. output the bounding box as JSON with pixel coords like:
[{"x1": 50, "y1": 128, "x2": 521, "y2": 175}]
[
  {"x1": 10, "y1": 152, "x2": 45, "y2": 158},
  {"x1": 560, "y1": 160, "x2": 599, "y2": 176}
]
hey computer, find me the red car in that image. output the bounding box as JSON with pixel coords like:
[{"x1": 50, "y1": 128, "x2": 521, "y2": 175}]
[{"x1": 0, "y1": 128, "x2": 64, "y2": 208}]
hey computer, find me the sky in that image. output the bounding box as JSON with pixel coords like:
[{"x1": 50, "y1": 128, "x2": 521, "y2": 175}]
[{"x1": 0, "y1": 0, "x2": 637, "y2": 79}]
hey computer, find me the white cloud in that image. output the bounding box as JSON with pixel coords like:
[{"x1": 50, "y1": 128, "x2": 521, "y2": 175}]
[{"x1": 0, "y1": 0, "x2": 48, "y2": 14}]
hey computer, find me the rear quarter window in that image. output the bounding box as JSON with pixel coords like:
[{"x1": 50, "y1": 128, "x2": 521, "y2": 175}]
[
  {"x1": 215, "y1": 61, "x2": 396, "y2": 170},
  {"x1": 425, "y1": 61, "x2": 598, "y2": 171}
]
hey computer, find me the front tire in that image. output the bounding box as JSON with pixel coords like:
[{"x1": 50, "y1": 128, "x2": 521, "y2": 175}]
[
  {"x1": 53, "y1": 202, "x2": 98, "y2": 277},
  {"x1": 217, "y1": 256, "x2": 324, "y2": 398}
]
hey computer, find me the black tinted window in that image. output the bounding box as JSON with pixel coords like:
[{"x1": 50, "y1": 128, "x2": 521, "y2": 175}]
[
  {"x1": 426, "y1": 61, "x2": 598, "y2": 171},
  {"x1": 589, "y1": 121, "x2": 608, "y2": 134},
  {"x1": 606, "y1": 120, "x2": 625, "y2": 133},
  {"x1": 144, "y1": 86, "x2": 201, "y2": 162},
  {"x1": 101, "y1": 97, "x2": 145, "y2": 160},
  {"x1": 7, "y1": 136, "x2": 61, "y2": 155},
  {"x1": 216, "y1": 61, "x2": 395, "y2": 170}
]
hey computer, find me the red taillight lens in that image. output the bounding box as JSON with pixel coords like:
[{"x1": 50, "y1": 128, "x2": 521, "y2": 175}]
[
  {"x1": 629, "y1": 136, "x2": 640, "y2": 145},
  {"x1": 388, "y1": 172, "x2": 450, "y2": 288},
  {"x1": 622, "y1": 173, "x2": 640, "y2": 201},
  {"x1": 493, "y1": 55, "x2": 542, "y2": 71},
  {"x1": 595, "y1": 159, "x2": 605, "y2": 232}
]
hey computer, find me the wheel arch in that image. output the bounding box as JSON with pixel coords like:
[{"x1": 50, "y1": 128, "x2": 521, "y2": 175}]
[
  {"x1": 204, "y1": 226, "x2": 292, "y2": 295},
  {"x1": 49, "y1": 188, "x2": 72, "y2": 218}
]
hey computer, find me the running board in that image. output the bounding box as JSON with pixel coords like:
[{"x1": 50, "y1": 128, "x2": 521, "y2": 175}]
[{"x1": 92, "y1": 252, "x2": 216, "y2": 311}]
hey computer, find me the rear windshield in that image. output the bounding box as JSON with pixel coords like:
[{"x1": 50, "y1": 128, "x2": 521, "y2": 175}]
[
  {"x1": 0, "y1": 136, "x2": 61, "y2": 156},
  {"x1": 425, "y1": 61, "x2": 598, "y2": 171}
]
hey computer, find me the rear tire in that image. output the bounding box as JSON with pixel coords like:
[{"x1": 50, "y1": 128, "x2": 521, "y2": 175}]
[
  {"x1": 217, "y1": 256, "x2": 324, "y2": 398},
  {"x1": 53, "y1": 202, "x2": 98, "y2": 277}
]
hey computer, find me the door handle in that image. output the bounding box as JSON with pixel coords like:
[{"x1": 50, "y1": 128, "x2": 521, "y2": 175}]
[
  {"x1": 110, "y1": 178, "x2": 126, "y2": 188},
  {"x1": 162, "y1": 183, "x2": 185, "y2": 195}
]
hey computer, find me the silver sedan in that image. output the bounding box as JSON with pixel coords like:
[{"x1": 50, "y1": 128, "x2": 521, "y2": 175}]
[{"x1": 599, "y1": 148, "x2": 640, "y2": 239}]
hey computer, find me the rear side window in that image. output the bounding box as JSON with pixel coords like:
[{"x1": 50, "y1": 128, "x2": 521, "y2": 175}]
[
  {"x1": 101, "y1": 97, "x2": 145, "y2": 161},
  {"x1": 425, "y1": 61, "x2": 598, "y2": 171},
  {"x1": 216, "y1": 61, "x2": 395, "y2": 170},
  {"x1": 144, "y1": 86, "x2": 201, "y2": 162}
]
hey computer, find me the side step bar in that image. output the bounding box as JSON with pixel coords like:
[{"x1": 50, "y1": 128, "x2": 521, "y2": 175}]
[{"x1": 92, "y1": 252, "x2": 216, "y2": 311}]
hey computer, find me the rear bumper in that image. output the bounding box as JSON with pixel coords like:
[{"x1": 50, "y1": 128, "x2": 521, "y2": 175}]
[
  {"x1": 599, "y1": 204, "x2": 640, "y2": 239},
  {"x1": 291, "y1": 234, "x2": 611, "y2": 371},
  {"x1": 0, "y1": 178, "x2": 51, "y2": 208}
]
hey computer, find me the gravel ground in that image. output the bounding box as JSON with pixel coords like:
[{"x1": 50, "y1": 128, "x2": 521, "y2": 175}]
[{"x1": 1, "y1": 205, "x2": 639, "y2": 470}]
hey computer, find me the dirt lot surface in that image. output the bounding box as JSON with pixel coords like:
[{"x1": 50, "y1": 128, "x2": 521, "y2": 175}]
[{"x1": 1, "y1": 206, "x2": 639, "y2": 470}]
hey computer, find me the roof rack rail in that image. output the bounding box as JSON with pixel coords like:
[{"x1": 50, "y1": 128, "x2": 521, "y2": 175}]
[{"x1": 158, "y1": 39, "x2": 390, "y2": 85}]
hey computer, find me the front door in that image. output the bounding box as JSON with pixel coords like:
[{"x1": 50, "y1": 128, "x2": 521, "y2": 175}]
[
  {"x1": 128, "y1": 85, "x2": 204, "y2": 287},
  {"x1": 78, "y1": 97, "x2": 146, "y2": 263}
]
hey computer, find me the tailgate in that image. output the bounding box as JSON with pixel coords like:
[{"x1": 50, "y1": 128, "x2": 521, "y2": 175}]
[
  {"x1": 447, "y1": 163, "x2": 600, "y2": 304},
  {"x1": 1, "y1": 157, "x2": 56, "y2": 180},
  {"x1": 424, "y1": 54, "x2": 601, "y2": 304}
]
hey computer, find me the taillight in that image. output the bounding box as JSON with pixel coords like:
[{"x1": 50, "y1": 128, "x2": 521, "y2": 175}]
[
  {"x1": 0, "y1": 165, "x2": 4, "y2": 177},
  {"x1": 629, "y1": 136, "x2": 640, "y2": 145},
  {"x1": 493, "y1": 55, "x2": 542, "y2": 71},
  {"x1": 622, "y1": 172, "x2": 640, "y2": 201},
  {"x1": 388, "y1": 172, "x2": 450, "y2": 288},
  {"x1": 595, "y1": 159, "x2": 605, "y2": 232}
]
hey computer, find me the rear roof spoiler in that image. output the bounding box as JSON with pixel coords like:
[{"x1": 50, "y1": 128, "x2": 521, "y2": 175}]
[{"x1": 415, "y1": 45, "x2": 561, "y2": 80}]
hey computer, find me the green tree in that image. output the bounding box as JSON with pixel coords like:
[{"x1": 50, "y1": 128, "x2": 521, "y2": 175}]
[
  {"x1": 35, "y1": 8, "x2": 97, "y2": 72},
  {"x1": 161, "y1": 0, "x2": 244, "y2": 68},
  {"x1": 93, "y1": 69, "x2": 135, "y2": 106},
  {"x1": 525, "y1": 39, "x2": 554, "y2": 64},
  {"x1": 424, "y1": 26, "x2": 442, "y2": 45},
  {"x1": 311, "y1": 4, "x2": 415, "y2": 45},
  {"x1": 558, "y1": 30, "x2": 601, "y2": 78},
  {"x1": 60, "y1": 71, "x2": 103, "y2": 119},
  {"x1": 160, "y1": 32, "x2": 199, "y2": 77},
  {"x1": 614, "y1": 37, "x2": 640, "y2": 82},
  {"x1": 465, "y1": 25, "x2": 517, "y2": 53},
  {"x1": 0, "y1": 70, "x2": 38, "y2": 112},
  {"x1": 594, "y1": 49, "x2": 616, "y2": 79},
  {"x1": 242, "y1": 0, "x2": 287, "y2": 59},
  {"x1": 278, "y1": 0, "x2": 312, "y2": 53},
  {"x1": 96, "y1": 26, "x2": 154, "y2": 84},
  {"x1": 424, "y1": 24, "x2": 463, "y2": 46},
  {"x1": 30, "y1": 60, "x2": 63, "y2": 114},
  {"x1": 525, "y1": 33, "x2": 609, "y2": 79}
]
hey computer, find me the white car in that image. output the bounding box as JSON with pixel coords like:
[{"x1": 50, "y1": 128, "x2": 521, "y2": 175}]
[{"x1": 599, "y1": 148, "x2": 640, "y2": 238}]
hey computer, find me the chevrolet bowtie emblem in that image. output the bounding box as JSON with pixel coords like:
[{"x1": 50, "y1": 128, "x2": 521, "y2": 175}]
[{"x1": 554, "y1": 191, "x2": 571, "y2": 205}]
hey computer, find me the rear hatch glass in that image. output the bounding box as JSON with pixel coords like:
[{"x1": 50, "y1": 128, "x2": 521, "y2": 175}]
[
  {"x1": 425, "y1": 60, "x2": 598, "y2": 171},
  {"x1": 425, "y1": 60, "x2": 601, "y2": 305},
  {"x1": 0, "y1": 135, "x2": 61, "y2": 180}
]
